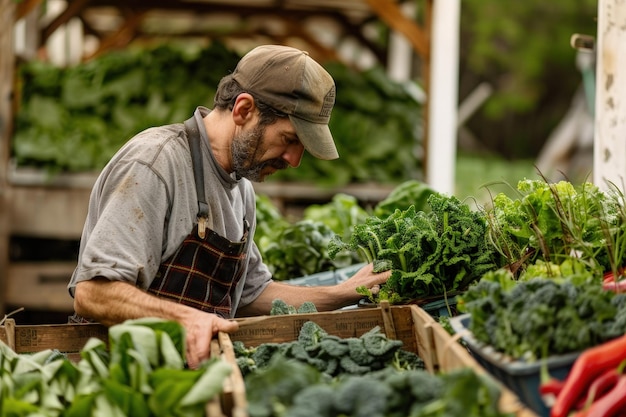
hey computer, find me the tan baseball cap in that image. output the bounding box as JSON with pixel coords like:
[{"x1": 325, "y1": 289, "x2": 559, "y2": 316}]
[{"x1": 232, "y1": 45, "x2": 339, "y2": 160}]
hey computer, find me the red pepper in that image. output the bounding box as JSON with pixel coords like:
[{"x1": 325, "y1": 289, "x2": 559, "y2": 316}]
[
  {"x1": 540, "y1": 378, "x2": 567, "y2": 408},
  {"x1": 583, "y1": 374, "x2": 626, "y2": 417},
  {"x1": 603, "y1": 271, "x2": 626, "y2": 292},
  {"x1": 550, "y1": 334, "x2": 626, "y2": 417},
  {"x1": 581, "y1": 367, "x2": 621, "y2": 408},
  {"x1": 541, "y1": 378, "x2": 566, "y2": 396}
]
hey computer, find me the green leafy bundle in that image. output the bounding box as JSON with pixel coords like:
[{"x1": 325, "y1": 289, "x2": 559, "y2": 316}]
[
  {"x1": 233, "y1": 320, "x2": 423, "y2": 378},
  {"x1": 243, "y1": 356, "x2": 510, "y2": 417},
  {"x1": 14, "y1": 43, "x2": 240, "y2": 173},
  {"x1": 486, "y1": 179, "x2": 626, "y2": 278},
  {"x1": 458, "y1": 270, "x2": 626, "y2": 360},
  {"x1": 328, "y1": 193, "x2": 499, "y2": 304},
  {"x1": 255, "y1": 193, "x2": 365, "y2": 281},
  {"x1": 14, "y1": 45, "x2": 422, "y2": 186},
  {"x1": 0, "y1": 318, "x2": 230, "y2": 417}
]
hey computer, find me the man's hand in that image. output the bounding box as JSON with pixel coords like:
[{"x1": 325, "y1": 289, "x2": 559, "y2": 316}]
[
  {"x1": 181, "y1": 312, "x2": 239, "y2": 369},
  {"x1": 74, "y1": 279, "x2": 240, "y2": 369},
  {"x1": 339, "y1": 262, "x2": 390, "y2": 295}
]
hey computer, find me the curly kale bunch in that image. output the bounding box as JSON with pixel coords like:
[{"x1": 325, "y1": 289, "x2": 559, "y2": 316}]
[
  {"x1": 458, "y1": 269, "x2": 626, "y2": 360},
  {"x1": 328, "y1": 192, "x2": 500, "y2": 303}
]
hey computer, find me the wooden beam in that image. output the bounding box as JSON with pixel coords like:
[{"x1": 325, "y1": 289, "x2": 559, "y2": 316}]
[
  {"x1": 16, "y1": 0, "x2": 43, "y2": 20},
  {"x1": 0, "y1": 0, "x2": 16, "y2": 317},
  {"x1": 41, "y1": 0, "x2": 92, "y2": 43},
  {"x1": 83, "y1": 9, "x2": 146, "y2": 60},
  {"x1": 363, "y1": 0, "x2": 429, "y2": 59}
]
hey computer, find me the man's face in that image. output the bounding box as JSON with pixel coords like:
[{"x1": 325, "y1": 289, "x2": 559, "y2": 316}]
[{"x1": 231, "y1": 118, "x2": 305, "y2": 182}]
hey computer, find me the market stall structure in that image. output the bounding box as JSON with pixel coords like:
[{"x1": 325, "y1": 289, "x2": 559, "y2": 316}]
[{"x1": 0, "y1": 0, "x2": 460, "y2": 318}]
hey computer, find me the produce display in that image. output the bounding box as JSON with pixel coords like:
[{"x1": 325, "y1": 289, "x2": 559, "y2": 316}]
[
  {"x1": 13, "y1": 43, "x2": 422, "y2": 186},
  {"x1": 255, "y1": 180, "x2": 436, "y2": 281},
  {"x1": 254, "y1": 193, "x2": 367, "y2": 281},
  {"x1": 11, "y1": 39, "x2": 626, "y2": 415},
  {"x1": 485, "y1": 179, "x2": 626, "y2": 279},
  {"x1": 449, "y1": 179, "x2": 626, "y2": 416},
  {"x1": 233, "y1": 317, "x2": 509, "y2": 417},
  {"x1": 458, "y1": 270, "x2": 626, "y2": 360},
  {"x1": 0, "y1": 319, "x2": 230, "y2": 417},
  {"x1": 328, "y1": 192, "x2": 499, "y2": 304}
]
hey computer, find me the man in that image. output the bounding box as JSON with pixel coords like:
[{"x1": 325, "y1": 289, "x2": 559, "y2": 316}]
[{"x1": 68, "y1": 45, "x2": 390, "y2": 368}]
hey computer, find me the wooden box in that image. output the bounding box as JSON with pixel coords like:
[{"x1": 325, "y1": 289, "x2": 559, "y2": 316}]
[
  {"x1": 0, "y1": 319, "x2": 239, "y2": 417},
  {"x1": 230, "y1": 303, "x2": 538, "y2": 417}
]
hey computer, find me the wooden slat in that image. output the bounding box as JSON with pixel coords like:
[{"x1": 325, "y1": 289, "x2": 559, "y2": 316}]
[
  {"x1": 0, "y1": 0, "x2": 16, "y2": 318},
  {"x1": 16, "y1": 0, "x2": 43, "y2": 20},
  {"x1": 0, "y1": 322, "x2": 107, "y2": 353},
  {"x1": 429, "y1": 316, "x2": 539, "y2": 417},
  {"x1": 364, "y1": 0, "x2": 429, "y2": 58},
  {"x1": 218, "y1": 332, "x2": 248, "y2": 417},
  {"x1": 232, "y1": 305, "x2": 419, "y2": 355}
]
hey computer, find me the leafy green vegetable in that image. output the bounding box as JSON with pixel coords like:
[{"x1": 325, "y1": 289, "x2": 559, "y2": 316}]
[
  {"x1": 269, "y1": 299, "x2": 318, "y2": 315},
  {"x1": 233, "y1": 320, "x2": 423, "y2": 378},
  {"x1": 243, "y1": 355, "x2": 510, "y2": 417},
  {"x1": 329, "y1": 193, "x2": 499, "y2": 303},
  {"x1": 373, "y1": 179, "x2": 436, "y2": 218},
  {"x1": 262, "y1": 219, "x2": 349, "y2": 281},
  {"x1": 458, "y1": 270, "x2": 626, "y2": 360},
  {"x1": 0, "y1": 318, "x2": 230, "y2": 417},
  {"x1": 14, "y1": 44, "x2": 423, "y2": 187},
  {"x1": 486, "y1": 179, "x2": 626, "y2": 278},
  {"x1": 303, "y1": 193, "x2": 369, "y2": 242}
]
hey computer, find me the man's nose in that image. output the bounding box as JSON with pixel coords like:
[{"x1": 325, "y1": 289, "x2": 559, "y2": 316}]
[{"x1": 283, "y1": 143, "x2": 305, "y2": 168}]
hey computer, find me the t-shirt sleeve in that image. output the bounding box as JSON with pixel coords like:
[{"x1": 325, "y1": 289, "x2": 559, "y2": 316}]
[{"x1": 70, "y1": 160, "x2": 170, "y2": 291}]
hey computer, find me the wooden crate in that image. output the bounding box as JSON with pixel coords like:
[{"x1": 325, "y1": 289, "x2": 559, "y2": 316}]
[
  {"x1": 0, "y1": 306, "x2": 538, "y2": 417},
  {"x1": 232, "y1": 302, "x2": 435, "y2": 371},
  {"x1": 0, "y1": 319, "x2": 239, "y2": 417},
  {"x1": 230, "y1": 303, "x2": 538, "y2": 417}
]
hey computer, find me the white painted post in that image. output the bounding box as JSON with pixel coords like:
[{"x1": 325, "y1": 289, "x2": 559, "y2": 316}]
[
  {"x1": 427, "y1": 0, "x2": 460, "y2": 195},
  {"x1": 387, "y1": 2, "x2": 415, "y2": 83},
  {"x1": 593, "y1": 0, "x2": 626, "y2": 191}
]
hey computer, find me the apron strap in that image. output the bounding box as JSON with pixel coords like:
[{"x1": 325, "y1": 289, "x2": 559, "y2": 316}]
[{"x1": 184, "y1": 117, "x2": 209, "y2": 238}]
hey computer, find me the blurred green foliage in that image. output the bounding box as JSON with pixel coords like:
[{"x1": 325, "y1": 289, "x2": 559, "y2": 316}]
[{"x1": 459, "y1": 0, "x2": 598, "y2": 158}]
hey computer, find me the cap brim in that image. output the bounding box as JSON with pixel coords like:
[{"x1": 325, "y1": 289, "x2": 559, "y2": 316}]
[{"x1": 289, "y1": 115, "x2": 339, "y2": 160}]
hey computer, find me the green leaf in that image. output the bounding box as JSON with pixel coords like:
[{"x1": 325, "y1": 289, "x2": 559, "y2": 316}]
[{"x1": 179, "y1": 359, "x2": 231, "y2": 407}]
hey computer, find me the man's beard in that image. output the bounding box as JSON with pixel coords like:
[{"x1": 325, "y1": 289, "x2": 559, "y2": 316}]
[{"x1": 231, "y1": 125, "x2": 289, "y2": 182}]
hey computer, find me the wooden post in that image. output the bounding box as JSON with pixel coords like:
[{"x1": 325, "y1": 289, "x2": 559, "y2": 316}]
[
  {"x1": 0, "y1": 0, "x2": 16, "y2": 317},
  {"x1": 593, "y1": 0, "x2": 626, "y2": 191}
]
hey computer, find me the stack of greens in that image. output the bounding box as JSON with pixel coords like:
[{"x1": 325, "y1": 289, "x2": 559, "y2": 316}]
[
  {"x1": 235, "y1": 320, "x2": 509, "y2": 417},
  {"x1": 255, "y1": 193, "x2": 368, "y2": 281},
  {"x1": 254, "y1": 180, "x2": 437, "y2": 282},
  {"x1": 485, "y1": 179, "x2": 626, "y2": 279},
  {"x1": 13, "y1": 43, "x2": 423, "y2": 186},
  {"x1": 328, "y1": 192, "x2": 499, "y2": 304},
  {"x1": 0, "y1": 318, "x2": 230, "y2": 416},
  {"x1": 458, "y1": 269, "x2": 626, "y2": 361}
]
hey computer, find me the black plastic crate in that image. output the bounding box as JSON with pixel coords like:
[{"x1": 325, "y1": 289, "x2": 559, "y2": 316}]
[{"x1": 450, "y1": 314, "x2": 579, "y2": 417}]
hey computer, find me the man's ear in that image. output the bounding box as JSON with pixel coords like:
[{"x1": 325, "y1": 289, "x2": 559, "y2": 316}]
[{"x1": 232, "y1": 93, "x2": 257, "y2": 126}]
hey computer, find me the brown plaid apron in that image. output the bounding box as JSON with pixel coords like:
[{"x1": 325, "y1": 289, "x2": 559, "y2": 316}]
[
  {"x1": 147, "y1": 220, "x2": 249, "y2": 318},
  {"x1": 147, "y1": 117, "x2": 249, "y2": 318}
]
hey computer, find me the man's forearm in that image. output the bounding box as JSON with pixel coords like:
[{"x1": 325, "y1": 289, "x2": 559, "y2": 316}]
[{"x1": 73, "y1": 277, "x2": 196, "y2": 326}]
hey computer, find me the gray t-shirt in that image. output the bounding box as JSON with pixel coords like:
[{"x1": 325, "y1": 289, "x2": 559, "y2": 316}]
[{"x1": 68, "y1": 107, "x2": 272, "y2": 317}]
